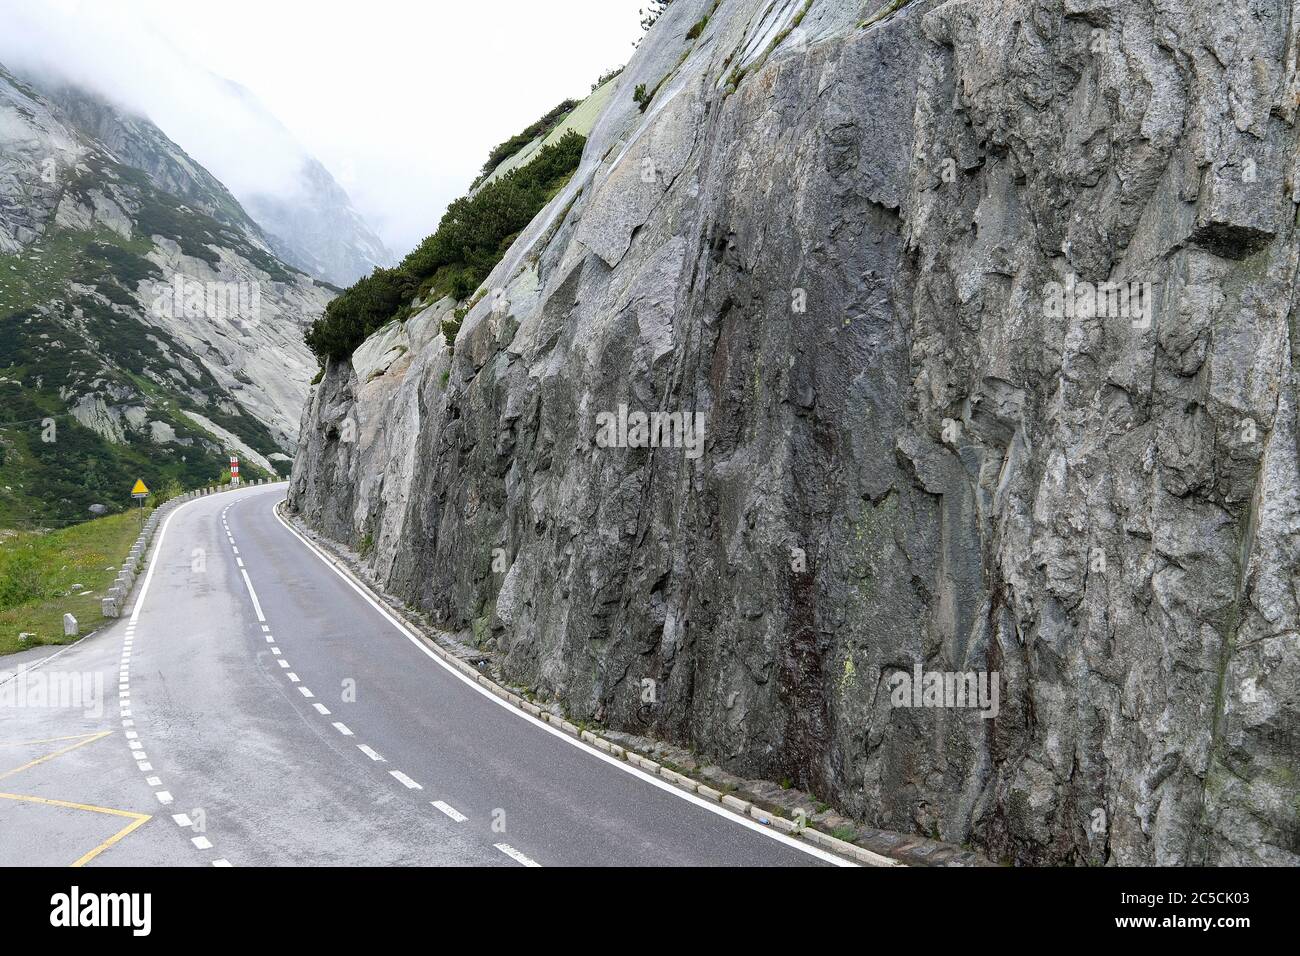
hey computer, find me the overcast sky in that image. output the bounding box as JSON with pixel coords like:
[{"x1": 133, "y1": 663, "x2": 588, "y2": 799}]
[{"x1": 0, "y1": 0, "x2": 647, "y2": 257}]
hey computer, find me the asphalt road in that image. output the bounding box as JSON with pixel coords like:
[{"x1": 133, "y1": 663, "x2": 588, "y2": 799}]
[{"x1": 0, "y1": 484, "x2": 845, "y2": 867}]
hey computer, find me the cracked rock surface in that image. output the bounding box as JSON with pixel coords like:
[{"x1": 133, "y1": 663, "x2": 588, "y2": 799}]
[{"x1": 290, "y1": 0, "x2": 1300, "y2": 865}]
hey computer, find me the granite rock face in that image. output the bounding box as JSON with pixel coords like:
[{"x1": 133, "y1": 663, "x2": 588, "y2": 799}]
[{"x1": 290, "y1": 0, "x2": 1300, "y2": 865}]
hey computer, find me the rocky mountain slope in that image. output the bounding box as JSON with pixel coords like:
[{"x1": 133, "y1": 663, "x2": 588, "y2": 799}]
[
  {"x1": 0, "y1": 64, "x2": 331, "y2": 525},
  {"x1": 288, "y1": 0, "x2": 1300, "y2": 865}
]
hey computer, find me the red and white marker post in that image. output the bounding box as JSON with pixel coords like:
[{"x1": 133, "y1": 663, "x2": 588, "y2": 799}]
[{"x1": 230, "y1": 454, "x2": 240, "y2": 487}]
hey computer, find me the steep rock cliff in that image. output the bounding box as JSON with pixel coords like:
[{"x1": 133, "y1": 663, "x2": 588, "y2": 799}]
[{"x1": 289, "y1": 0, "x2": 1300, "y2": 865}]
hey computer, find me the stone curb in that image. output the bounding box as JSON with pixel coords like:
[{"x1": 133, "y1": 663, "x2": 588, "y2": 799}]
[{"x1": 277, "y1": 501, "x2": 903, "y2": 868}]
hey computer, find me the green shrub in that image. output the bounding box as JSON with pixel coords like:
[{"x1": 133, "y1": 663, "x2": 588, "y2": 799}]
[
  {"x1": 306, "y1": 131, "x2": 586, "y2": 362},
  {"x1": 633, "y1": 83, "x2": 650, "y2": 109},
  {"x1": 640, "y1": 0, "x2": 673, "y2": 33},
  {"x1": 148, "y1": 477, "x2": 185, "y2": 508},
  {"x1": 304, "y1": 266, "x2": 415, "y2": 361},
  {"x1": 591, "y1": 66, "x2": 624, "y2": 90},
  {"x1": 686, "y1": 15, "x2": 709, "y2": 40},
  {"x1": 476, "y1": 99, "x2": 578, "y2": 184}
]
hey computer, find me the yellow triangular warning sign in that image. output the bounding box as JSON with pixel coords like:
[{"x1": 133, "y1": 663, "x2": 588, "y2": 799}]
[{"x1": 131, "y1": 479, "x2": 150, "y2": 496}]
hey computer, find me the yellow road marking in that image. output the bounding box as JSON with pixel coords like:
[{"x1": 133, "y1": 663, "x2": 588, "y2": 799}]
[
  {"x1": 0, "y1": 792, "x2": 151, "y2": 867},
  {"x1": 0, "y1": 730, "x2": 112, "y2": 782},
  {"x1": 0, "y1": 731, "x2": 110, "y2": 748},
  {"x1": 0, "y1": 730, "x2": 153, "y2": 866}
]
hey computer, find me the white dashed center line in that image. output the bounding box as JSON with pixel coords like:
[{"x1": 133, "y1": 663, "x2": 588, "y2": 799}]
[
  {"x1": 494, "y1": 843, "x2": 541, "y2": 867},
  {"x1": 238, "y1": 568, "x2": 266, "y2": 622},
  {"x1": 214, "y1": 492, "x2": 492, "y2": 867},
  {"x1": 389, "y1": 771, "x2": 422, "y2": 790},
  {"x1": 431, "y1": 801, "x2": 467, "y2": 823},
  {"x1": 121, "y1": 493, "x2": 255, "y2": 868}
]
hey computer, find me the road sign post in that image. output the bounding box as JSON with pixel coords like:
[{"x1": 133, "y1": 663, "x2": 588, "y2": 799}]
[
  {"x1": 131, "y1": 478, "x2": 149, "y2": 528},
  {"x1": 230, "y1": 455, "x2": 240, "y2": 488}
]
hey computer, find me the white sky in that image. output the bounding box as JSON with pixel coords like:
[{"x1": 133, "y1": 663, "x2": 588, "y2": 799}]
[{"x1": 0, "y1": 0, "x2": 648, "y2": 257}]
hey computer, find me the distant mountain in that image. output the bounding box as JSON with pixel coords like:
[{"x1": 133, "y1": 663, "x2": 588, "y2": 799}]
[
  {"x1": 0, "y1": 63, "x2": 332, "y2": 526},
  {"x1": 242, "y1": 155, "x2": 393, "y2": 289},
  {"x1": 213, "y1": 77, "x2": 393, "y2": 287}
]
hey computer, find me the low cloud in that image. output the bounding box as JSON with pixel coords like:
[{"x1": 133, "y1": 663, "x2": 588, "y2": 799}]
[{"x1": 0, "y1": 0, "x2": 645, "y2": 258}]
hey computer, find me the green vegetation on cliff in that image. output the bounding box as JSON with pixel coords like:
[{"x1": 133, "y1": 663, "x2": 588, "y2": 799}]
[
  {"x1": 475, "y1": 99, "x2": 579, "y2": 187},
  {"x1": 305, "y1": 130, "x2": 586, "y2": 362}
]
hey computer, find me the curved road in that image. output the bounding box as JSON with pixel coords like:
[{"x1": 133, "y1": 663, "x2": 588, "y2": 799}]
[{"x1": 0, "y1": 484, "x2": 844, "y2": 867}]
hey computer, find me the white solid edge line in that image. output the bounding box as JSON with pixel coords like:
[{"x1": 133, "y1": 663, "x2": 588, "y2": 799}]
[
  {"x1": 0, "y1": 517, "x2": 190, "y2": 684},
  {"x1": 272, "y1": 498, "x2": 854, "y2": 868},
  {"x1": 129, "y1": 497, "x2": 197, "y2": 625}
]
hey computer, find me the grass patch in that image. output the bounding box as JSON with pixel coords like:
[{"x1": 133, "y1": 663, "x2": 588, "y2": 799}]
[
  {"x1": 861, "y1": 0, "x2": 914, "y2": 28},
  {"x1": 0, "y1": 510, "x2": 150, "y2": 656}
]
